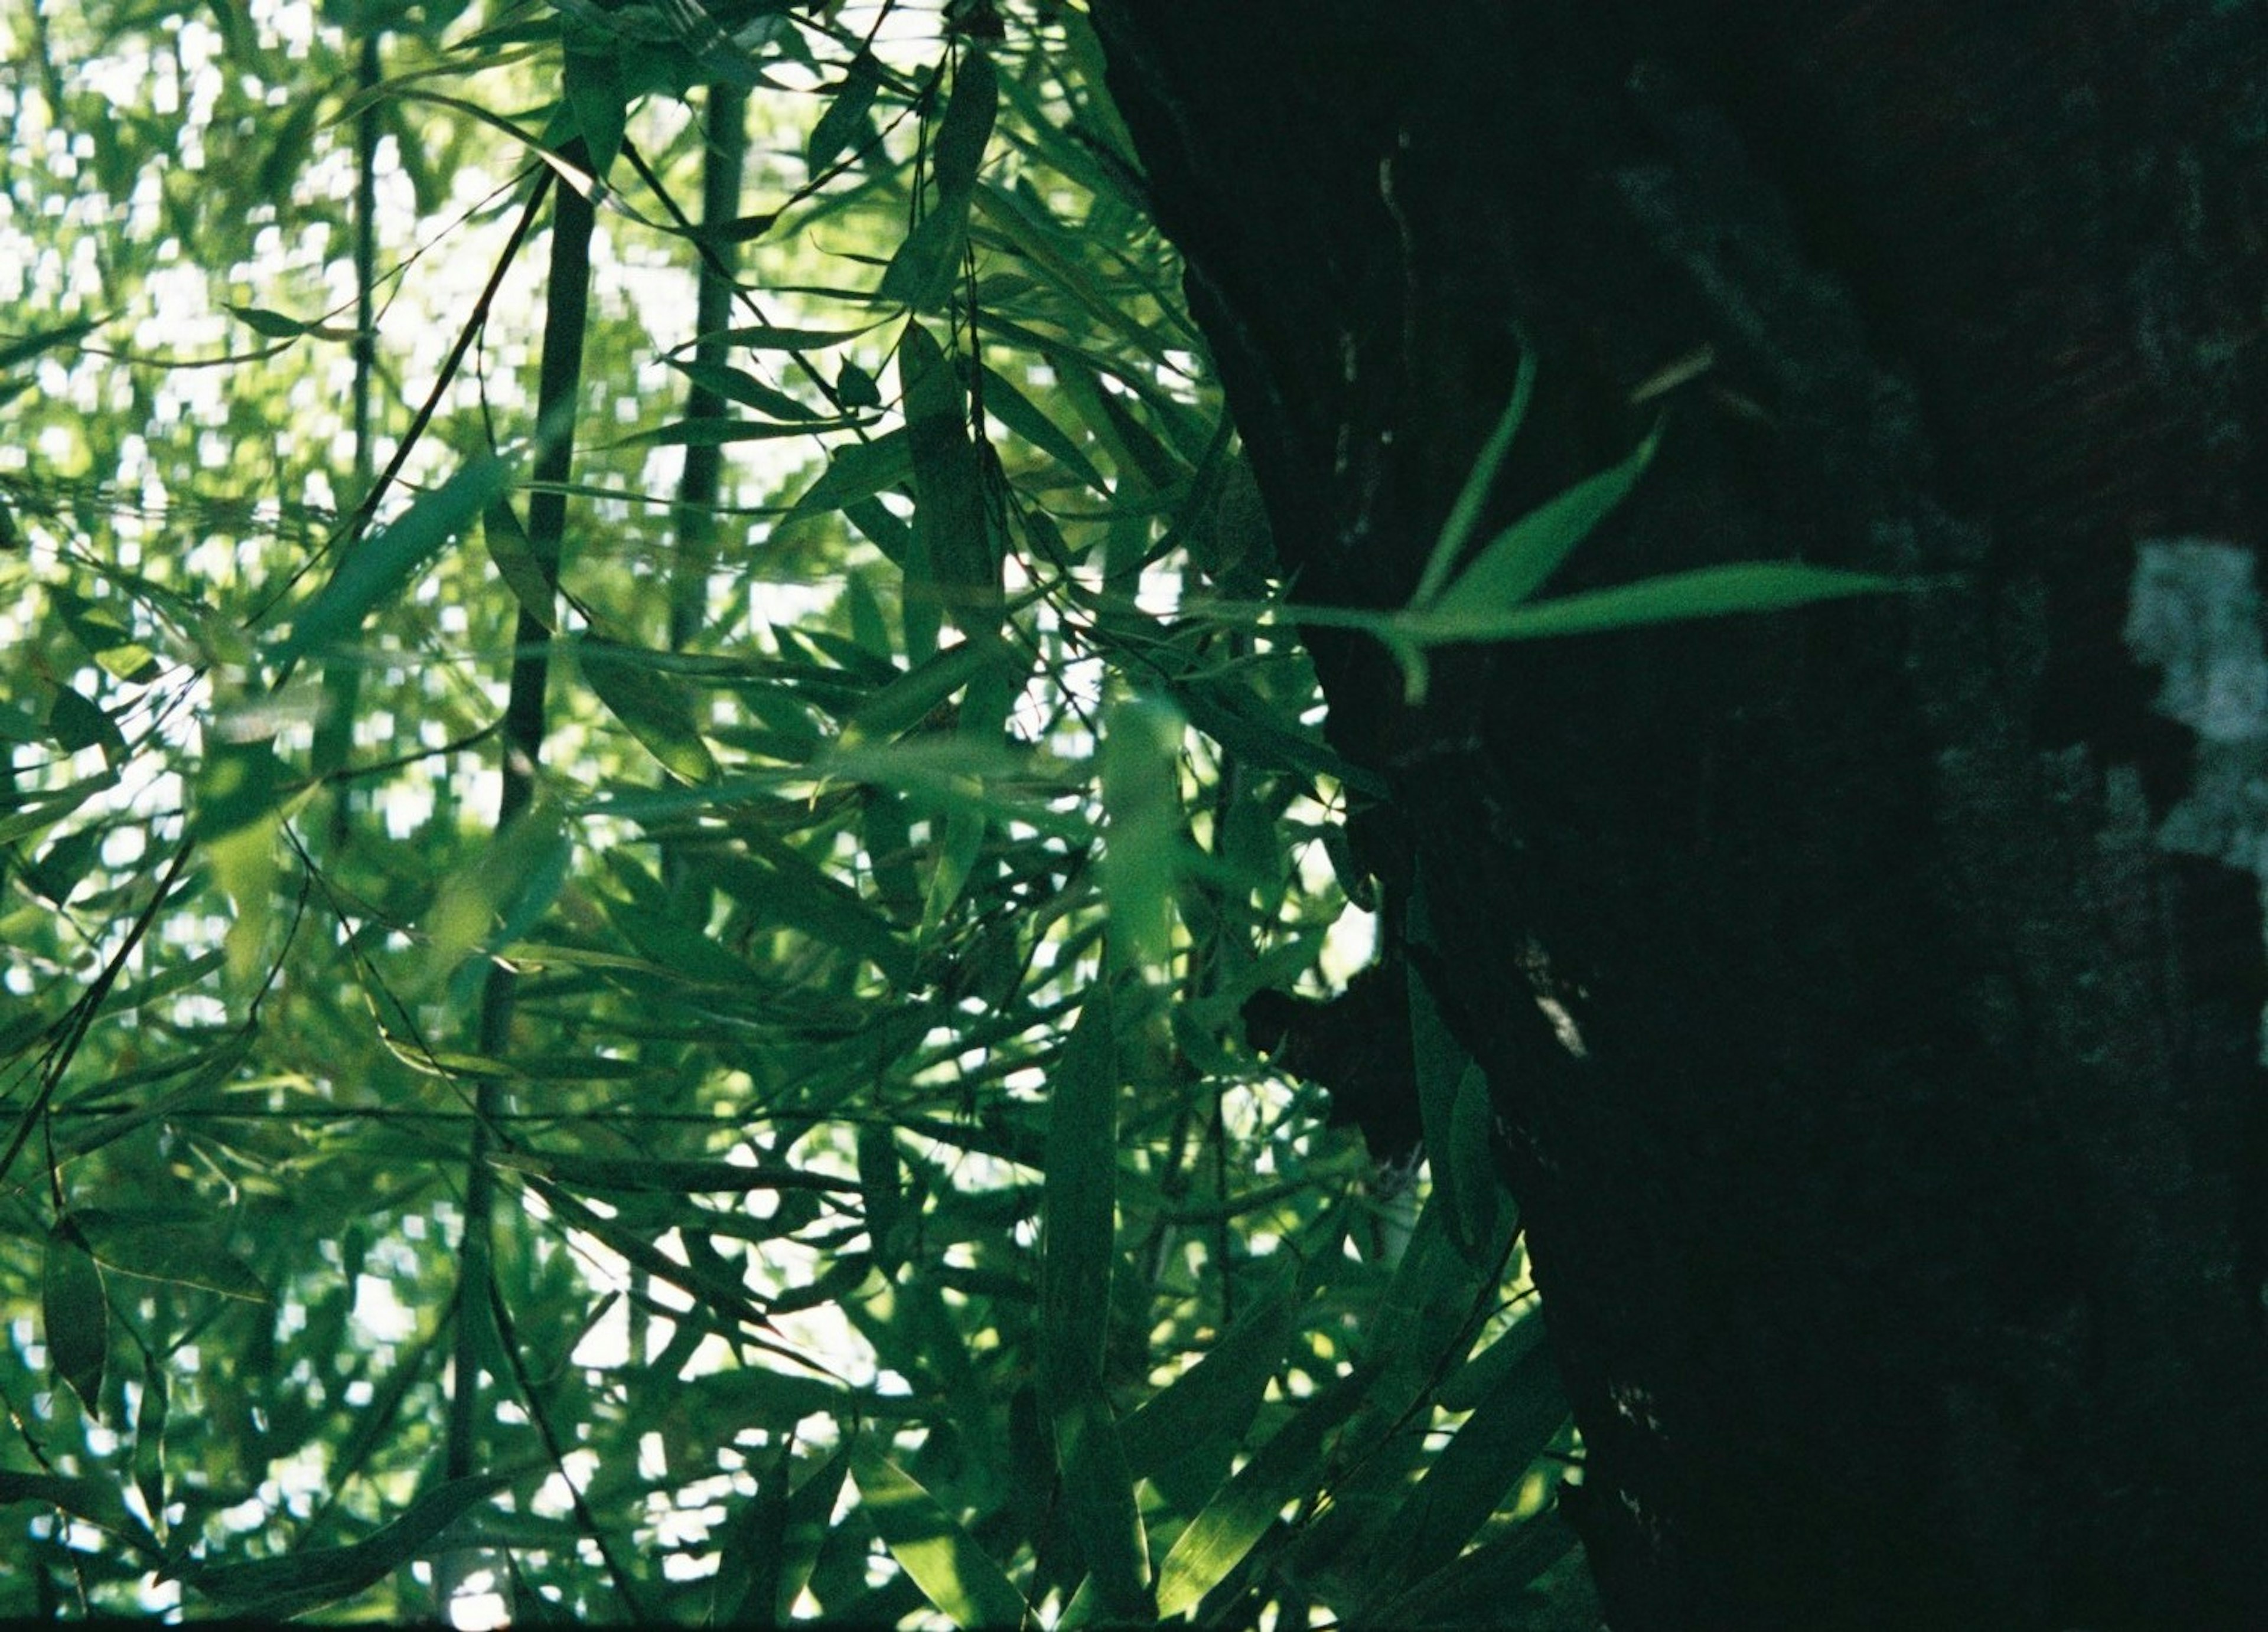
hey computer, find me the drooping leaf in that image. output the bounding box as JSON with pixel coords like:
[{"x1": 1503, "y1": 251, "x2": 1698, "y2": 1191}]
[
  {"x1": 850, "y1": 1442, "x2": 1031, "y2": 1631},
  {"x1": 225, "y1": 303, "x2": 319, "y2": 340},
  {"x1": 669, "y1": 358, "x2": 823, "y2": 421},
  {"x1": 71, "y1": 1207, "x2": 273, "y2": 1303},
  {"x1": 1100, "y1": 695, "x2": 1184, "y2": 972},
  {"x1": 1122, "y1": 1281, "x2": 1297, "y2": 1515},
  {"x1": 807, "y1": 47, "x2": 882, "y2": 175},
  {"x1": 273, "y1": 453, "x2": 514, "y2": 666},
  {"x1": 878, "y1": 51, "x2": 998, "y2": 310},
  {"x1": 51, "y1": 586, "x2": 162, "y2": 683},
  {"x1": 581, "y1": 635, "x2": 720, "y2": 782},
  {"x1": 563, "y1": 48, "x2": 627, "y2": 176},
  {"x1": 900, "y1": 320, "x2": 1000, "y2": 637},
  {"x1": 168, "y1": 1471, "x2": 510, "y2": 1615},
  {"x1": 782, "y1": 429, "x2": 913, "y2": 527},
  {"x1": 1153, "y1": 1362, "x2": 1379, "y2": 1619},
  {"x1": 47, "y1": 686, "x2": 126, "y2": 769},
  {"x1": 42, "y1": 1219, "x2": 108, "y2": 1419},
  {"x1": 0, "y1": 316, "x2": 97, "y2": 376}
]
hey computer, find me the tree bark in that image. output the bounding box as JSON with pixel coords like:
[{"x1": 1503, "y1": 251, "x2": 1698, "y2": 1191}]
[{"x1": 1093, "y1": 4, "x2": 2268, "y2": 1625}]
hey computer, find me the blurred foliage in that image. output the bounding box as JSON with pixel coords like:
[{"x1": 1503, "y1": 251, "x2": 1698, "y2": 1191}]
[{"x1": 0, "y1": 0, "x2": 1591, "y2": 1623}]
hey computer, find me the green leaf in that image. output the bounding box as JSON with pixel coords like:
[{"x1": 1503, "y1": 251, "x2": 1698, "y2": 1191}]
[
  {"x1": 1122, "y1": 1282, "x2": 1297, "y2": 1515},
  {"x1": 0, "y1": 316, "x2": 97, "y2": 376},
  {"x1": 274, "y1": 453, "x2": 514, "y2": 665},
  {"x1": 190, "y1": 737, "x2": 292, "y2": 840},
  {"x1": 727, "y1": 821, "x2": 917, "y2": 983},
  {"x1": 415, "y1": 799, "x2": 571, "y2": 987},
  {"x1": 72, "y1": 1208, "x2": 273, "y2": 1303},
  {"x1": 493, "y1": 1149, "x2": 858, "y2": 1196},
  {"x1": 483, "y1": 495, "x2": 556, "y2": 626},
  {"x1": 838, "y1": 357, "x2": 882, "y2": 409},
  {"x1": 47, "y1": 684, "x2": 126, "y2": 769},
  {"x1": 846, "y1": 638, "x2": 999, "y2": 741},
  {"x1": 581, "y1": 635, "x2": 719, "y2": 782},
  {"x1": 1424, "y1": 420, "x2": 1658, "y2": 620},
  {"x1": 1053, "y1": 1389, "x2": 1153, "y2": 1618},
  {"x1": 878, "y1": 53, "x2": 997, "y2": 310},
  {"x1": 42, "y1": 1219, "x2": 108, "y2": 1419},
  {"x1": 226, "y1": 303, "x2": 317, "y2": 340},
  {"x1": 0, "y1": 1470, "x2": 161, "y2": 1559},
  {"x1": 1413, "y1": 348, "x2": 1538, "y2": 607},
  {"x1": 706, "y1": 322, "x2": 876, "y2": 351},
  {"x1": 807, "y1": 47, "x2": 881, "y2": 175},
  {"x1": 1371, "y1": 1339, "x2": 1569, "y2": 1595},
  {"x1": 52, "y1": 585, "x2": 162, "y2": 682},
  {"x1": 782, "y1": 429, "x2": 913, "y2": 527},
  {"x1": 979, "y1": 362, "x2": 1107, "y2": 491},
  {"x1": 1041, "y1": 990, "x2": 1121, "y2": 1401},
  {"x1": 669, "y1": 358, "x2": 823, "y2": 421},
  {"x1": 1410, "y1": 560, "x2": 1904, "y2": 644},
  {"x1": 850, "y1": 1442, "x2": 1031, "y2": 1631},
  {"x1": 563, "y1": 49, "x2": 627, "y2": 175},
  {"x1": 901, "y1": 321, "x2": 1000, "y2": 636},
  {"x1": 21, "y1": 821, "x2": 105, "y2": 906},
  {"x1": 169, "y1": 1471, "x2": 510, "y2": 1615},
  {"x1": 1153, "y1": 1362, "x2": 1379, "y2": 1619},
  {"x1": 1100, "y1": 695, "x2": 1184, "y2": 972}
]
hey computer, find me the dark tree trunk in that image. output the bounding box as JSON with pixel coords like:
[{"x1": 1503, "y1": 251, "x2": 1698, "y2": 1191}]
[{"x1": 1092, "y1": 4, "x2": 2268, "y2": 1626}]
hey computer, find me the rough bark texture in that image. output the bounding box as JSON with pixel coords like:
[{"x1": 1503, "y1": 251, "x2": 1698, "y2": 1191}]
[{"x1": 1092, "y1": 3, "x2": 2268, "y2": 1626}]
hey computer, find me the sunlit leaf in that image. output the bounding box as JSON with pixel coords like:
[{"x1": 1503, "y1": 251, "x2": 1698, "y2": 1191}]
[
  {"x1": 850, "y1": 1442, "x2": 1031, "y2": 1631},
  {"x1": 1153, "y1": 1363, "x2": 1379, "y2": 1618},
  {"x1": 580, "y1": 635, "x2": 719, "y2": 782}
]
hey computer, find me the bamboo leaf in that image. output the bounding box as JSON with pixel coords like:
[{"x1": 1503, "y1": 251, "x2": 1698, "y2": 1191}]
[
  {"x1": 1100, "y1": 695, "x2": 1184, "y2": 972},
  {"x1": 580, "y1": 635, "x2": 720, "y2": 782},
  {"x1": 1153, "y1": 1363, "x2": 1378, "y2": 1619},
  {"x1": 878, "y1": 52, "x2": 997, "y2": 309},
  {"x1": 0, "y1": 316, "x2": 97, "y2": 374},
  {"x1": 73, "y1": 1208, "x2": 273, "y2": 1303},
  {"x1": 1425, "y1": 420, "x2": 1658, "y2": 620},
  {"x1": 1413, "y1": 347, "x2": 1537, "y2": 607},
  {"x1": 1409, "y1": 561, "x2": 1904, "y2": 644},
  {"x1": 979, "y1": 361, "x2": 1107, "y2": 491},
  {"x1": 900, "y1": 320, "x2": 1001, "y2": 635},
  {"x1": 168, "y1": 1471, "x2": 510, "y2": 1614},
  {"x1": 668, "y1": 358, "x2": 823, "y2": 421},
  {"x1": 782, "y1": 429, "x2": 913, "y2": 527},
  {"x1": 1121, "y1": 1282, "x2": 1296, "y2": 1515},
  {"x1": 274, "y1": 453, "x2": 513, "y2": 665},
  {"x1": 42, "y1": 1219, "x2": 108, "y2": 1419},
  {"x1": 807, "y1": 47, "x2": 881, "y2": 175},
  {"x1": 851, "y1": 1442, "x2": 1031, "y2": 1631}
]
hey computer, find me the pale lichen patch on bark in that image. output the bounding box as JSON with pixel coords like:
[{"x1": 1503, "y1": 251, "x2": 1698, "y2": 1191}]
[{"x1": 2123, "y1": 537, "x2": 2268, "y2": 1056}]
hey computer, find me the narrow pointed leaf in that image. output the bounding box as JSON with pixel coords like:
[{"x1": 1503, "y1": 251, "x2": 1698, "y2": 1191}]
[
  {"x1": 1414, "y1": 347, "x2": 1537, "y2": 607},
  {"x1": 581, "y1": 636, "x2": 719, "y2": 782},
  {"x1": 1426, "y1": 422, "x2": 1659, "y2": 621},
  {"x1": 275, "y1": 453, "x2": 513, "y2": 664},
  {"x1": 807, "y1": 47, "x2": 881, "y2": 175},
  {"x1": 43, "y1": 1219, "x2": 108, "y2": 1418},
  {"x1": 851, "y1": 1443, "x2": 1031, "y2": 1631},
  {"x1": 1410, "y1": 561, "x2": 1904, "y2": 644}
]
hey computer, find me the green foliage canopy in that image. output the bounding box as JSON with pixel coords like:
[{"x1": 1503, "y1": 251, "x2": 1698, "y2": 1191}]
[{"x1": 0, "y1": 0, "x2": 1595, "y2": 1622}]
